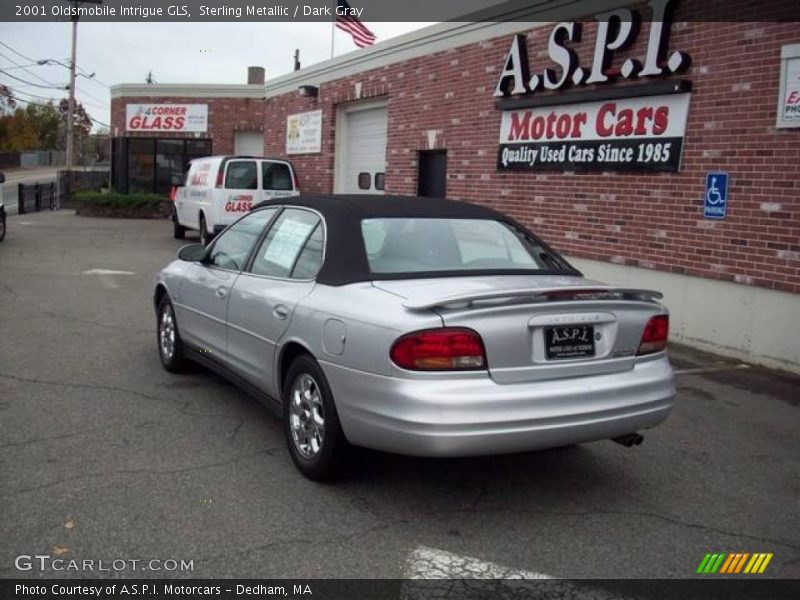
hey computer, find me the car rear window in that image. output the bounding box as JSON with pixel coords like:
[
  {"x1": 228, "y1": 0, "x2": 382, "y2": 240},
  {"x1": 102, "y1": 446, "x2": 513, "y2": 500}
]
[{"x1": 361, "y1": 218, "x2": 567, "y2": 275}]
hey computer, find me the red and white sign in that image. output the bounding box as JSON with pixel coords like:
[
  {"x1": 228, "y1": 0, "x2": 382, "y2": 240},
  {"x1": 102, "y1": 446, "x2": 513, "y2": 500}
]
[
  {"x1": 125, "y1": 104, "x2": 208, "y2": 132},
  {"x1": 498, "y1": 93, "x2": 691, "y2": 172}
]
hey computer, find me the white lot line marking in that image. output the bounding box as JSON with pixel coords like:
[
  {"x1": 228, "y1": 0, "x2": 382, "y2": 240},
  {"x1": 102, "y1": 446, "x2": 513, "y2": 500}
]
[
  {"x1": 81, "y1": 269, "x2": 136, "y2": 290},
  {"x1": 402, "y1": 547, "x2": 634, "y2": 600},
  {"x1": 674, "y1": 364, "x2": 751, "y2": 375},
  {"x1": 81, "y1": 269, "x2": 136, "y2": 276},
  {"x1": 406, "y1": 546, "x2": 552, "y2": 579}
]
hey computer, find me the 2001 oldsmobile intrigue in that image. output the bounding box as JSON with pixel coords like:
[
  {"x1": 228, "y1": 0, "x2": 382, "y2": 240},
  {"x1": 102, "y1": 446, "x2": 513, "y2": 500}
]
[{"x1": 154, "y1": 195, "x2": 675, "y2": 479}]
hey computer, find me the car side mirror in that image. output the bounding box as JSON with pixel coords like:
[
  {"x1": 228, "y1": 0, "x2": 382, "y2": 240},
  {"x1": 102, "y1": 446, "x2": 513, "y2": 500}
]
[
  {"x1": 177, "y1": 243, "x2": 207, "y2": 262},
  {"x1": 0, "y1": 172, "x2": 5, "y2": 184}
]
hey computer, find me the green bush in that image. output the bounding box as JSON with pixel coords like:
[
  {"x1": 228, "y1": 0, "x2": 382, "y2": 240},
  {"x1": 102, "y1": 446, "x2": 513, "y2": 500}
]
[{"x1": 74, "y1": 191, "x2": 167, "y2": 209}]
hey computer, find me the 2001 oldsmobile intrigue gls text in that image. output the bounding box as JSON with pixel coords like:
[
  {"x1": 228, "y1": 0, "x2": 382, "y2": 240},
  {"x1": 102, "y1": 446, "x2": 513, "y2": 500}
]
[{"x1": 153, "y1": 195, "x2": 675, "y2": 479}]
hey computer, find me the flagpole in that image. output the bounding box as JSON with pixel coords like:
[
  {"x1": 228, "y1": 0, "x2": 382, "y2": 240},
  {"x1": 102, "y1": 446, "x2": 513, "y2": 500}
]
[{"x1": 330, "y1": 21, "x2": 335, "y2": 59}]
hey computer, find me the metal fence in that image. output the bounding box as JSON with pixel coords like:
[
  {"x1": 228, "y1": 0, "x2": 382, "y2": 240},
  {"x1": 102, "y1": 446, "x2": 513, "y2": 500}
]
[
  {"x1": 17, "y1": 182, "x2": 60, "y2": 214},
  {"x1": 14, "y1": 170, "x2": 109, "y2": 215}
]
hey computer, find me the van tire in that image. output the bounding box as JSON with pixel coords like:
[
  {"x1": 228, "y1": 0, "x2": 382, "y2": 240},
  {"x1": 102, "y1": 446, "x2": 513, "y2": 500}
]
[
  {"x1": 199, "y1": 215, "x2": 212, "y2": 246},
  {"x1": 173, "y1": 215, "x2": 186, "y2": 240}
]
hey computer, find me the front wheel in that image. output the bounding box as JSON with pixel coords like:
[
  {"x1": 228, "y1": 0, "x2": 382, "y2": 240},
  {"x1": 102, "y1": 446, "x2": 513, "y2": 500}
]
[
  {"x1": 157, "y1": 296, "x2": 187, "y2": 372},
  {"x1": 283, "y1": 355, "x2": 348, "y2": 481}
]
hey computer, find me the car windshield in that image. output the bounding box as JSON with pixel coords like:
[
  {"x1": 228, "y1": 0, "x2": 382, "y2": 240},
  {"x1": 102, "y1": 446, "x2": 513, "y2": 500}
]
[{"x1": 361, "y1": 217, "x2": 571, "y2": 275}]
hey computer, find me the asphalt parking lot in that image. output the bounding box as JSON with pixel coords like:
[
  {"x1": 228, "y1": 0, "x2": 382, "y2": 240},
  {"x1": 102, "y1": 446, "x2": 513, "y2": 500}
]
[{"x1": 0, "y1": 210, "x2": 798, "y2": 580}]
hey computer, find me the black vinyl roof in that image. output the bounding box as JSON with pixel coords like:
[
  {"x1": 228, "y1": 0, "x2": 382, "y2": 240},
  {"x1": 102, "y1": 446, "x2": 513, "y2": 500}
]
[
  {"x1": 254, "y1": 194, "x2": 506, "y2": 220},
  {"x1": 251, "y1": 194, "x2": 577, "y2": 285}
]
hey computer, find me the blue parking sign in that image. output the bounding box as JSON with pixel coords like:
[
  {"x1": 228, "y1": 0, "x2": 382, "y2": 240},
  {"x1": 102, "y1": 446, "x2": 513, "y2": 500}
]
[{"x1": 704, "y1": 172, "x2": 728, "y2": 219}]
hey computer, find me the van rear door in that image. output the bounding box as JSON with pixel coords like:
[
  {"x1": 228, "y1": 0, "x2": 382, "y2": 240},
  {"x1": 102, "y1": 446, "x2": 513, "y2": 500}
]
[{"x1": 260, "y1": 160, "x2": 299, "y2": 202}]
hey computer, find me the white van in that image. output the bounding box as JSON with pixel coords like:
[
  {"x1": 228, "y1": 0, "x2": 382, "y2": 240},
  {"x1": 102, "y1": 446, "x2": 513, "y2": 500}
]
[{"x1": 172, "y1": 156, "x2": 299, "y2": 244}]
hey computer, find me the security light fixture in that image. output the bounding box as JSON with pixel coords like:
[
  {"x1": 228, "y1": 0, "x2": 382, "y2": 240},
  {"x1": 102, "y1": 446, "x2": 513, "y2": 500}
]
[{"x1": 298, "y1": 85, "x2": 319, "y2": 98}]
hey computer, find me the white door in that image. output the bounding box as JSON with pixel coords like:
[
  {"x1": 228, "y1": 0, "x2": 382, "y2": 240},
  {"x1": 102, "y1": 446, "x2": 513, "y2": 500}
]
[
  {"x1": 338, "y1": 105, "x2": 387, "y2": 194},
  {"x1": 234, "y1": 131, "x2": 264, "y2": 156}
]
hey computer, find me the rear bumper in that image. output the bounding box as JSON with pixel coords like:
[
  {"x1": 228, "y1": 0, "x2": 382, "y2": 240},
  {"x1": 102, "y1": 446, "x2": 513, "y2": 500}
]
[{"x1": 321, "y1": 355, "x2": 675, "y2": 457}]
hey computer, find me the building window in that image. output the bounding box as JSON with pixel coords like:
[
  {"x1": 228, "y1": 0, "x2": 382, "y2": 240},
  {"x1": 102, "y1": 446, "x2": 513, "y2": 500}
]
[
  {"x1": 127, "y1": 138, "x2": 155, "y2": 194},
  {"x1": 113, "y1": 137, "x2": 212, "y2": 194},
  {"x1": 358, "y1": 172, "x2": 371, "y2": 190}
]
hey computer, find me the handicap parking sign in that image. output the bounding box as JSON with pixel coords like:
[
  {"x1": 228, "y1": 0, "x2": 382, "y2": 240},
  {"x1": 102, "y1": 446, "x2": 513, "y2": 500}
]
[{"x1": 704, "y1": 172, "x2": 728, "y2": 219}]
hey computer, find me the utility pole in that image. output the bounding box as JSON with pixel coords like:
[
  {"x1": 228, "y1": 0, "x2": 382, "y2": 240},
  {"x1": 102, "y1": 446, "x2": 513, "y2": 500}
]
[
  {"x1": 65, "y1": 0, "x2": 102, "y2": 170},
  {"x1": 65, "y1": 11, "x2": 78, "y2": 169}
]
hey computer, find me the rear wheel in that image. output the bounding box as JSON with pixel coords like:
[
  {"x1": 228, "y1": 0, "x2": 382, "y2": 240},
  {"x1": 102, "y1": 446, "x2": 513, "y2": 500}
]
[
  {"x1": 0, "y1": 213, "x2": 5, "y2": 242},
  {"x1": 199, "y1": 215, "x2": 213, "y2": 246},
  {"x1": 157, "y1": 295, "x2": 187, "y2": 372},
  {"x1": 283, "y1": 355, "x2": 347, "y2": 481},
  {"x1": 173, "y1": 212, "x2": 186, "y2": 239}
]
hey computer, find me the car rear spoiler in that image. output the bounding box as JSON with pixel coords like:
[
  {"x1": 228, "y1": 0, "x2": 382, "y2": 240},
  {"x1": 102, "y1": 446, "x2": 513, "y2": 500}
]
[{"x1": 402, "y1": 286, "x2": 664, "y2": 311}]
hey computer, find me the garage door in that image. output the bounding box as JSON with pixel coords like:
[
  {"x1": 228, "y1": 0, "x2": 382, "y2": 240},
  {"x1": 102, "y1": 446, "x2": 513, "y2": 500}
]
[
  {"x1": 338, "y1": 105, "x2": 387, "y2": 194},
  {"x1": 234, "y1": 131, "x2": 264, "y2": 156}
]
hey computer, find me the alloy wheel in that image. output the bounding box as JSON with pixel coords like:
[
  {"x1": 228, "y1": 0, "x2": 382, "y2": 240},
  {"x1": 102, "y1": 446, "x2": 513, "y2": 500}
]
[{"x1": 289, "y1": 374, "x2": 325, "y2": 458}]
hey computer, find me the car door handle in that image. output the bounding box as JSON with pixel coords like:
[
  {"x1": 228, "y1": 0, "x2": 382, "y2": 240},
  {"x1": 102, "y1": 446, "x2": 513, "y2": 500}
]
[
  {"x1": 273, "y1": 305, "x2": 289, "y2": 319},
  {"x1": 215, "y1": 286, "x2": 228, "y2": 299}
]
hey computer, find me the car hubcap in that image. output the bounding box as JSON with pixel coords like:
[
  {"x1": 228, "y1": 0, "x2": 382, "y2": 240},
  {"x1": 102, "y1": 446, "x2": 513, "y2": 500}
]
[
  {"x1": 159, "y1": 306, "x2": 176, "y2": 361},
  {"x1": 289, "y1": 374, "x2": 325, "y2": 459}
]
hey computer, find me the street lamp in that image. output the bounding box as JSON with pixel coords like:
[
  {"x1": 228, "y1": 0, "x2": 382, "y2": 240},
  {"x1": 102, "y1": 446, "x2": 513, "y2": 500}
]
[{"x1": 64, "y1": 0, "x2": 103, "y2": 170}]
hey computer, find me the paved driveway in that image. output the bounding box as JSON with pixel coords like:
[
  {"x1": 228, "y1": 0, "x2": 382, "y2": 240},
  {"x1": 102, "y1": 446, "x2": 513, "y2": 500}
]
[{"x1": 0, "y1": 210, "x2": 798, "y2": 581}]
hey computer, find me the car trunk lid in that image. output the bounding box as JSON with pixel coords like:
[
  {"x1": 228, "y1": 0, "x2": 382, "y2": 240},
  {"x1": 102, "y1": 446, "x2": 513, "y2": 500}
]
[{"x1": 375, "y1": 276, "x2": 665, "y2": 383}]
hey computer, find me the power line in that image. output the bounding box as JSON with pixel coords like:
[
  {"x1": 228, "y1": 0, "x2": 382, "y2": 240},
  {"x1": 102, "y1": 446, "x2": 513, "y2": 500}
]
[
  {"x1": 9, "y1": 93, "x2": 110, "y2": 129},
  {"x1": 0, "y1": 40, "x2": 109, "y2": 89},
  {"x1": 0, "y1": 50, "x2": 57, "y2": 86},
  {"x1": 0, "y1": 69, "x2": 67, "y2": 90},
  {"x1": 6, "y1": 88, "x2": 62, "y2": 104}
]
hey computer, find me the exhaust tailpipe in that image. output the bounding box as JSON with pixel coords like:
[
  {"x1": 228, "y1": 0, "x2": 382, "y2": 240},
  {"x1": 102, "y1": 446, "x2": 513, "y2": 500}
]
[{"x1": 612, "y1": 433, "x2": 644, "y2": 447}]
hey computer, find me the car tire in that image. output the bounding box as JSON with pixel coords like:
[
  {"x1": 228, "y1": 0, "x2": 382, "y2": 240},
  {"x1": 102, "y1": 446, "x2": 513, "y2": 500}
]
[
  {"x1": 283, "y1": 355, "x2": 348, "y2": 481},
  {"x1": 173, "y1": 214, "x2": 186, "y2": 240},
  {"x1": 0, "y1": 214, "x2": 5, "y2": 242},
  {"x1": 199, "y1": 215, "x2": 212, "y2": 246},
  {"x1": 157, "y1": 295, "x2": 188, "y2": 372}
]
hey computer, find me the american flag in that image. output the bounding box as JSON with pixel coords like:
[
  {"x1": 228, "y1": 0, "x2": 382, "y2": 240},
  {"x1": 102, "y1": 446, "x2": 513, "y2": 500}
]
[{"x1": 335, "y1": 0, "x2": 376, "y2": 48}]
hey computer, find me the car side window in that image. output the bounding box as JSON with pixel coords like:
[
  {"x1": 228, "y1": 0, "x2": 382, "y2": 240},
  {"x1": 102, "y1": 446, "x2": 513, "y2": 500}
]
[
  {"x1": 250, "y1": 209, "x2": 321, "y2": 278},
  {"x1": 262, "y1": 161, "x2": 293, "y2": 191},
  {"x1": 206, "y1": 208, "x2": 278, "y2": 271},
  {"x1": 290, "y1": 224, "x2": 324, "y2": 279},
  {"x1": 225, "y1": 160, "x2": 258, "y2": 190}
]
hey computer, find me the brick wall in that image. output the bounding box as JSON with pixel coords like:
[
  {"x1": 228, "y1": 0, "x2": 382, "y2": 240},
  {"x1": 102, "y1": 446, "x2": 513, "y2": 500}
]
[
  {"x1": 110, "y1": 96, "x2": 265, "y2": 154},
  {"x1": 261, "y1": 18, "x2": 800, "y2": 295}
]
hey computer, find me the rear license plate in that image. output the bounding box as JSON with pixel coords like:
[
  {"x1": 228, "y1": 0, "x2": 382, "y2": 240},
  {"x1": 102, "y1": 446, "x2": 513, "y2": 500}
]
[{"x1": 545, "y1": 325, "x2": 595, "y2": 360}]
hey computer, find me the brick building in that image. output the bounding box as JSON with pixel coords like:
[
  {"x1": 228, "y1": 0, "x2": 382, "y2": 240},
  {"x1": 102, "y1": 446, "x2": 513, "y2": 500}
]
[{"x1": 110, "y1": 0, "x2": 800, "y2": 371}]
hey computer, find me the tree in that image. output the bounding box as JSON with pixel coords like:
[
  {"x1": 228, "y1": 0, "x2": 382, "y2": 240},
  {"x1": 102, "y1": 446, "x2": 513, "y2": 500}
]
[
  {"x1": 24, "y1": 102, "x2": 60, "y2": 150},
  {"x1": 0, "y1": 109, "x2": 39, "y2": 151},
  {"x1": 58, "y1": 98, "x2": 93, "y2": 143},
  {"x1": 0, "y1": 84, "x2": 16, "y2": 115}
]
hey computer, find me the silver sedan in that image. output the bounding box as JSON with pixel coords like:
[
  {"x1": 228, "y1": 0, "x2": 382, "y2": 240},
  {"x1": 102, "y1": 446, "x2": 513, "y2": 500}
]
[{"x1": 154, "y1": 195, "x2": 675, "y2": 480}]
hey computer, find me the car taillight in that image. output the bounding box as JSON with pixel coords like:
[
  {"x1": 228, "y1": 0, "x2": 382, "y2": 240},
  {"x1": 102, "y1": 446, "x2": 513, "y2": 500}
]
[
  {"x1": 292, "y1": 170, "x2": 300, "y2": 191},
  {"x1": 637, "y1": 315, "x2": 669, "y2": 355},
  {"x1": 169, "y1": 185, "x2": 177, "y2": 201},
  {"x1": 390, "y1": 328, "x2": 486, "y2": 371},
  {"x1": 216, "y1": 165, "x2": 225, "y2": 188}
]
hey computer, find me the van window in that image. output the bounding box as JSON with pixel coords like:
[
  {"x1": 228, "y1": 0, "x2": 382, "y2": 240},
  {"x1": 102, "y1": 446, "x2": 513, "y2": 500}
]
[
  {"x1": 225, "y1": 160, "x2": 258, "y2": 190},
  {"x1": 262, "y1": 162, "x2": 293, "y2": 191}
]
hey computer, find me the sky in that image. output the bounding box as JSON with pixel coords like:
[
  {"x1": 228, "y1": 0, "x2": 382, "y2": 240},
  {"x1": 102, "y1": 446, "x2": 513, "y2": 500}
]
[{"x1": 0, "y1": 22, "x2": 432, "y2": 130}]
